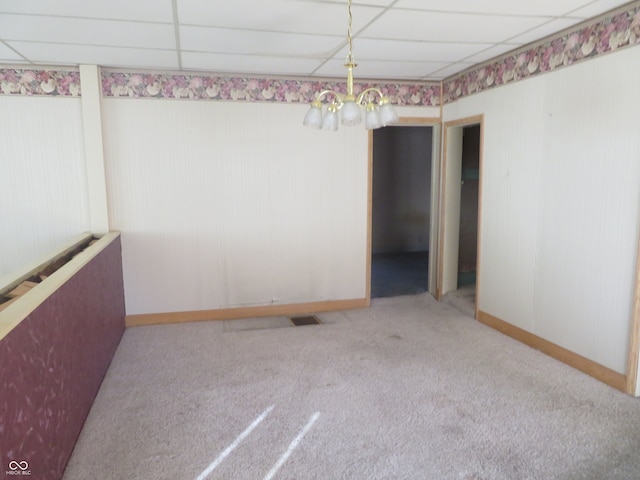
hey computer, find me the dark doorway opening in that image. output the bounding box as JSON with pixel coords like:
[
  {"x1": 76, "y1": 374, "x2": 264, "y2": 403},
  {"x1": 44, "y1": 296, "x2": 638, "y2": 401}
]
[
  {"x1": 458, "y1": 124, "x2": 480, "y2": 288},
  {"x1": 371, "y1": 126, "x2": 433, "y2": 298}
]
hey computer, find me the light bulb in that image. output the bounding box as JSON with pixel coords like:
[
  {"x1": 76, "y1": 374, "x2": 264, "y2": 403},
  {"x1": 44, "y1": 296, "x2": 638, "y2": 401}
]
[
  {"x1": 303, "y1": 104, "x2": 323, "y2": 129},
  {"x1": 340, "y1": 100, "x2": 362, "y2": 126},
  {"x1": 379, "y1": 99, "x2": 399, "y2": 126},
  {"x1": 365, "y1": 103, "x2": 382, "y2": 130},
  {"x1": 322, "y1": 105, "x2": 339, "y2": 131}
]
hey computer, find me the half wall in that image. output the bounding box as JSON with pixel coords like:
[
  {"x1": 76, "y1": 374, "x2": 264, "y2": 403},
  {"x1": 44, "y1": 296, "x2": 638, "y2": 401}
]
[{"x1": 0, "y1": 233, "x2": 125, "y2": 479}]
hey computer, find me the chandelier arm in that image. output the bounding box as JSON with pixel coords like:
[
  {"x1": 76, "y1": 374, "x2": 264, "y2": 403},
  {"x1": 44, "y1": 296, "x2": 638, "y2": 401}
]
[
  {"x1": 355, "y1": 87, "x2": 386, "y2": 105},
  {"x1": 314, "y1": 89, "x2": 345, "y2": 106}
]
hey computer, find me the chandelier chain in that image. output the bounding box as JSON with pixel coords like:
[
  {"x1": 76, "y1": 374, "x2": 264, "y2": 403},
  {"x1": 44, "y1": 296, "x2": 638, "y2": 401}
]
[{"x1": 346, "y1": 0, "x2": 354, "y2": 64}]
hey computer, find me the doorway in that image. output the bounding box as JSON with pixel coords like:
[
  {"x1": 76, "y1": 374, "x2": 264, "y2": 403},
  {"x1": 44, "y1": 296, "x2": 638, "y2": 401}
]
[
  {"x1": 369, "y1": 125, "x2": 434, "y2": 299},
  {"x1": 437, "y1": 116, "x2": 483, "y2": 318},
  {"x1": 458, "y1": 124, "x2": 480, "y2": 288}
]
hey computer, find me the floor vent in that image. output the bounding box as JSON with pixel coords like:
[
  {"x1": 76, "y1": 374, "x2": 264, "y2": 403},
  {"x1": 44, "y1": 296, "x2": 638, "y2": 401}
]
[{"x1": 289, "y1": 315, "x2": 321, "y2": 326}]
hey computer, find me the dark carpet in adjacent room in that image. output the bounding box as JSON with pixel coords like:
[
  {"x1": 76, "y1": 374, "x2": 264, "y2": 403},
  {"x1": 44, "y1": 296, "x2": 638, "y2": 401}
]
[{"x1": 371, "y1": 251, "x2": 428, "y2": 298}]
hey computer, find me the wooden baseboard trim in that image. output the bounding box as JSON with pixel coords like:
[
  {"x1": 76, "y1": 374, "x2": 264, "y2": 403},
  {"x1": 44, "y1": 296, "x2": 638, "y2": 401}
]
[
  {"x1": 477, "y1": 310, "x2": 627, "y2": 393},
  {"x1": 126, "y1": 298, "x2": 368, "y2": 327}
]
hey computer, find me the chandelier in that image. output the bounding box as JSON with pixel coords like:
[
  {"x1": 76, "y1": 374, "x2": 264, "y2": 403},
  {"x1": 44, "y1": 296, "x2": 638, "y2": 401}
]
[{"x1": 302, "y1": 0, "x2": 399, "y2": 131}]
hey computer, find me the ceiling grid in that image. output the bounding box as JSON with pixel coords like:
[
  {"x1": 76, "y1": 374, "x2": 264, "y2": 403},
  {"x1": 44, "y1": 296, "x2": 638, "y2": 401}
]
[{"x1": 0, "y1": 0, "x2": 636, "y2": 81}]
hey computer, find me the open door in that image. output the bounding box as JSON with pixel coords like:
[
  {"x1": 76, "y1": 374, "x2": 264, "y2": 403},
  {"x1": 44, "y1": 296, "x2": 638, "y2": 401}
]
[
  {"x1": 437, "y1": 115, "x2": 483, "y2": 317},
  {"x1": 439, "y1": 127, "x2": 463, "y2": 297}
]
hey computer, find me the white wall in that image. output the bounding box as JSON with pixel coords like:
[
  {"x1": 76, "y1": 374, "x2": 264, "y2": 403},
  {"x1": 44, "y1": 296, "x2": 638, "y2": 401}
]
[
  {"x1": 0, "y1": 96, "x2": 89, "y2": 278},
  {"x1": 444, "y1": 46, "x2": 640, "y2": 374},
  {"x1": 103, "y1": 99, "x2": 372, "y2": 315}
]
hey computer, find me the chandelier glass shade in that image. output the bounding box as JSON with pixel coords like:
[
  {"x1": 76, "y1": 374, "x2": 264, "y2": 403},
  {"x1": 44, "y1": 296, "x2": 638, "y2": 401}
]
[{"x1": 302, "y1": 0, "x2": 399, "y2": 131}]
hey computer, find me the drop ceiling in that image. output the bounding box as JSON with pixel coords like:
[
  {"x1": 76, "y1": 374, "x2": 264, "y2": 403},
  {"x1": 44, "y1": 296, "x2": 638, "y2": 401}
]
[{"x1": 0, "y1": 0, "x2": 634, "y2": 81}]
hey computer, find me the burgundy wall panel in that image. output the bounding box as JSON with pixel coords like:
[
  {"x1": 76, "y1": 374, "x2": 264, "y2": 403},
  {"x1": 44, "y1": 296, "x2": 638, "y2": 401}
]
[{"x1": 0, "y1": 236, "x2": 125, "y2": 480}]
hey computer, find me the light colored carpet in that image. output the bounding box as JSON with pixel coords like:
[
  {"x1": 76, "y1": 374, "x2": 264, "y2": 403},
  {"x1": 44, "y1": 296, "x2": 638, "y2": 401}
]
[
  {"x1": 441, "y1": 285, "x2": 476, "y2": 318},
  {"x1": 63, "y1": 293, "x2": 640, "y2": 480}
]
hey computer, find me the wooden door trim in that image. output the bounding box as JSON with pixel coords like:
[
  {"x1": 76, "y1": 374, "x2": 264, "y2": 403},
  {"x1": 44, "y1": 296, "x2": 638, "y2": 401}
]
[
  {"x1": 366, "y1": 130, "x2": 373, "y2": 306},
  {"x1": 626, "y1": 236, "x2": 640, "y2": 395}
]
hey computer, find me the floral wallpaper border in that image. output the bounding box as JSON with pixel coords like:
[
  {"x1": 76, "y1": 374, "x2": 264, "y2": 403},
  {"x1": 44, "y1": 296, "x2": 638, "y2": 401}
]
[
  {"x1": 100, "y1": 72, "x2": 441, "y2": 107},
  {"x1": 443, "y1": 3, "x2": 640, "y2": 104},
  {"x1": 0, "y1": 69, "x2": 81, "y2": 96}
]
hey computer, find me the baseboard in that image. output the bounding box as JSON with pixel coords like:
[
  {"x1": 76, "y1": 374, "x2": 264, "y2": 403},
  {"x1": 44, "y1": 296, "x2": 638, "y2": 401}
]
[
  {"x1": 477, "y1": 310, "x2": 627, "y2": 393},
  {"x1": 126, "y1": 298, "x2": 368, "y2": 327}
]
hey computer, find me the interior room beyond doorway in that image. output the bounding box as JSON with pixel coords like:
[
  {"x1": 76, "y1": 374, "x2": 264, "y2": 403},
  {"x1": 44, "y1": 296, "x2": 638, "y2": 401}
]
[{"x1": 371, "y1": 125, "x2": 432, "y2": 299}]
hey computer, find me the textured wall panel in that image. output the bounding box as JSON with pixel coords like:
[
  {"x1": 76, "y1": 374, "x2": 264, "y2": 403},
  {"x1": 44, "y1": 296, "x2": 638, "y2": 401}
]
[
  {"x1": 443, "y1": 46, "x2": 640, "y2": 373},
  {"x1": 0, "y1": 235, "x2": 125, "y2": 480},
  {"x1": 103, "y1": 100, "x2": 369, "y2": 315},
  {"x1": 0, "y1": 96, "x2": 90, "y2": 277}
]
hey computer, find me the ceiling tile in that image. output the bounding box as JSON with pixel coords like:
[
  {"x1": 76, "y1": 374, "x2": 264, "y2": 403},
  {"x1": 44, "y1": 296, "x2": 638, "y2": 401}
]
[
  {"x1": 0, "y1": 43, "x2": 24, "y2": 61},
  {"x1": 0, "y1": 15, "x2": 176, "y2": 49},
  {"x1": 8, "y1": 42, "x2": 180, "y2": 69},
  {"x1": 177, "y1": 0, "x2": 384, "y2": 36},
  {"x1": 0, "y1": 0, "x2": 174, "y2": 22},
  {"x1": 361, "y1": 10, "x2": 553, "y2": 43},
  {"x1": 462, "y1": 44, "x2": 523, "y2": 64},
  {"x1": 181, "y1": 26, "x2": 342, "y2": 57},
  {"x1": 395, "y1": 0, "x2": 597, "y2": 17},
  {"x1": 508, "y1": 17, "x2": 586, "y2": 44},
  {"x1": 181, "y1": 52, "x2": 322, "y2": 76},
  {"x1": 351, "y1": 0, "x2": 396, "y2": 5},
  {"x1": 334, "y1": 39, "x2": 496, "y2": 63},
  {"x1": 424, "y1": 62, "x2": 477, "y2": 78},
  {"x1": 313, "y1": 58, "x2": 450, "y2": 80},
  {"x1": 569, "y1": 0, "x2": 634, "y2": 19}
]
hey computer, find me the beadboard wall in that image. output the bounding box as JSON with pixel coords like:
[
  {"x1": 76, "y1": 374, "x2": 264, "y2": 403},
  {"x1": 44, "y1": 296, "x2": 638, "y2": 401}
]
[
  {"x1": 0, "y1": 96, "x2": 90, "y2": 278},
  {"x1": 443, "y1": 45, "x2": 640, "y2": 375},
  {"x1": 102, "y1": 99, "x2": 375, "y2": 315}
]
